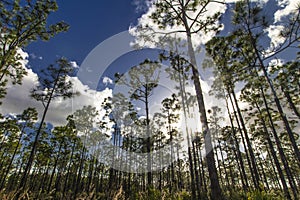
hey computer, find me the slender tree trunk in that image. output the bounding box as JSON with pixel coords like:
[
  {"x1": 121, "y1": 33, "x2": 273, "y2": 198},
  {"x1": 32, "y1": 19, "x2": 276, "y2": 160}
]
[
  {"x1": 183, "y1": 17, "x2": 223, "y2": 200},
  {"x1": 63, "y1": 140, "x2": 75, "y2": 197},
  {"x1": 192, "y1": 141, "x2": 201, "y2": 199},
  {"x1": 19, "y1": 74, "x2": 60, "y2": 190},
  {"x1": 47, "y1": 144, "x2": 62, "y2": 193},
  {"x1": 40, "y1": 161, "x2": 50, "y2": 192},
  {"x1": 167, "y1": 111, "x2": 176, "y2": 193},
  {"x1": 145, "y1": 84, "x2": 152, "y2": 187},
  {"x1": 256, "y1": 85, "x2": 297, "y2": 198},
  {"x1": 265, "y1": 147, "x2": 281, "y2": 189},
  {"x1": 225, "y1": 97, "x2": 248, "y2": 190},
  {"x1": 255, "y1": 101, "x2": 292, "y2": 199},
  {"x1": 259, "y1": 61, "x2": 300, "y2": 166},
  {"x1": 218, "y1": 140, "x2": 231, "y2": 190},
  {"x1": 281, "y1": 86, "x2": 300, "y2": 119},
  {"x1": 230, "y1": 87, "x2": 261, "y2": 189},
  {"x1": 198, "y1": 144, "x2": 208, "y2": 195},
  {"x1": 244, "y1": 1, "x2": 300, "y2": 164},
  {"x1": 176, "y1": 56, "x2": 197, "y2": 199},
  {"x1": 228, "y1": 92, "x2": 255, "y2": 188},
  {"x1": 256, "y1": 152, "x2": 269, "y2": 190},
  {"x1": 214, "y1": 143, "x2": 224, "y2": 188},
  {"x1": 176, "y1": 144, "x2": 183, "y2": 190},
  {"x1": 0, "y1": 122, "x2": 27, "y2": 189},
  {"x1": 74, "y1": 146, "x2": 86, "y2": 199}
]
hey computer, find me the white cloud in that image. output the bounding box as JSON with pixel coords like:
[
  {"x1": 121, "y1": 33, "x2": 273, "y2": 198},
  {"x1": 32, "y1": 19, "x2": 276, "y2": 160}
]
[
  {"x1": 16, "y1": 48, "x2": 29, "y2": 67},
  {"x1": 265, "y1": 25, "x2": 285, "y2": 48},
  {"x1": 129, "y1": 0, "x2": 227, "y2": 49},
  {"x1": 132, "y1": 0, "x2": 152, "y2": 13},
  {"x1": 275, "y1": 0, "x2": 300, "y2": 22},
  {"x1": 1, "y1": 68, "x2": 112, "y2": 126},
  {"x1": 70, "y1": 61, "x2": 79, "y2": 68},
  {"x1": 1, "y1": 52, "x2": 112, "y2": 126},
  {"x1": 130, "y1": 0, "x2": 273, "y2": 51},
  {"x1": 48, "y1": 76, "x2": 112, "y2": 125},
  {"x1": 262, "y1": 0, "x2": 300, "y2": 55},
  {"x1": 1, "y1": 67, "x2": 40, "y2": 116},
  {"x1": 103, "y1": 76, "x2": 113, "y2": 85}
]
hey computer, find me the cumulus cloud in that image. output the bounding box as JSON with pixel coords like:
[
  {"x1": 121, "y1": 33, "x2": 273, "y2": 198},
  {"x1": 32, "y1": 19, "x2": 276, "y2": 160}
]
[
  {"x1": 132, "y1": 0, "x2": 153, "y2": 13},
  {"x1": 1, "y1": 51, "x2": 112, "y2": 126},
  {"x1": 103, "y1": 76, "x2": 113, "y2": 85},
  {"x1": 262, "y1": 0, "x2": 300, "y2": 55},
  {"x1": 48, "y1": 77, "x2": 112, "y2": 125},
  {"x1": 265, "y1": 25, "x2": 285, "y2": 48},
  {"x1": 70, "y1": 61, "x2": 79, "y2": 68},
  {"x1": 1, "y1": 67, "x2": 112, "y2": 126},
  {"x1": 1, "y1": 67, "x2": 39, "y2": 115},
  {"x1": 274, "y1": 0, "x2": 300, "y2": 22},
  {"x1": 129, "y1": 0, "x2": 227, "y2": 50}
]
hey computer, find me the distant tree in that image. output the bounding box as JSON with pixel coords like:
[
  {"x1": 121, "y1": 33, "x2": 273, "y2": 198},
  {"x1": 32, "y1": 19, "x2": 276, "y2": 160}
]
[
  {"x1": 115, "y1": 59, "x2": 160, "y2": 186},
  {"x1": 71, "y1": 105, "x2": 99, "y2": 198},
  {"x1": 160, "y1": 94, "x2": 181, "y2": 194},
  {"x1": 0, "y1": 108, "x2": 38, "y2": 190}
]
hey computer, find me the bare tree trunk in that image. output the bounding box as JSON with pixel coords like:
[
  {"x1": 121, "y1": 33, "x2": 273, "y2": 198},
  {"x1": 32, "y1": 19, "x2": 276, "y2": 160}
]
[
  {"x1": 225, "y1": 97, "x2": 248, "y2": 190},
  {"x1": 256, "y1": 85, "x2": 298, "y2": 199},
  {"x1": 230, "y1": 87, "x2": 261, "y2": 189},
  {"x1": 183, "y1": 18, "x2": 223, "y2": 200}
]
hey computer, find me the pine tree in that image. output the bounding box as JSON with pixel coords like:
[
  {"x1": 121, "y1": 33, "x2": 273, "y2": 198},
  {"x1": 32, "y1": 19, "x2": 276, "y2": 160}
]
[{"x1": 19, "y1": 58, "x2": 77, "y2": 190}]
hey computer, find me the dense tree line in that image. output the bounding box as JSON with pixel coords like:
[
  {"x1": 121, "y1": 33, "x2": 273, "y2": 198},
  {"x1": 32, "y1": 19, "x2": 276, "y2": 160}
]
[{"x1": 0, "y1": 0, "x2": 299, "y2": 199}]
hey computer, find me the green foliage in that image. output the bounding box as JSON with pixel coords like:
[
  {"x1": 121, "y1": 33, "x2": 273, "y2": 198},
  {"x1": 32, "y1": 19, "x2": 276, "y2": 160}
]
[
  {"x1": 247, "y1": 190, "x2": 284, "y2": 200},
  {"x1": 0, "y1": 0, "x2": 69, "y2": 102},
  {"x1": 147, "y1": 187, "x2": 162, "y2": 200},
  {"x1": 176, "y1": 190, "x2": 191, "y2": 200},
  {"x1": 125, "y1": 188, "x2": 192, "y2": 200},
  {"x1": 30, "y1": 57, "x2": 78, "y2": 104}
]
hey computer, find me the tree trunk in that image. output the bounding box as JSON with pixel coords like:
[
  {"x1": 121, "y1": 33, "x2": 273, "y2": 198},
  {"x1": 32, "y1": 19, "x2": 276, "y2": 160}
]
[
  {"x1": 281, "y1": 86, "x2": 300, "y2": 119},
  {"x1": 256, "y1": 86, "x2": 297, "y2": 199},
  {"x1": 228, "y1": 92, "x2": 255, "y2": 188},
  {"x1": 245, "y1": 4, "x2": 300, "y2": 165},
  {"x1": 145, "y1": 84, "x2": 152, "y2": 187},
  {"x1": 19, "y1": 71, "x2": 60, "y2": 190},
  {"x1": 183, "y1": 17, "x2": 223, "y2": 200},
  {"x1": 47, "y1": 144, "x2": 62, "y2": 193},
  {"x1": 230, "y1": 86, "x2": 261, "y2": 189},
  {"x1": 0, "y1": 122, "x2": 27, "y2": 189},
  {"x1": 225, "y1": 97, "x2": 248, "y2": 190}
]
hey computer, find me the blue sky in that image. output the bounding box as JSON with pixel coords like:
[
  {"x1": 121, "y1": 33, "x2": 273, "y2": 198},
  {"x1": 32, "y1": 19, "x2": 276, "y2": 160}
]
[
  {"x1": 25, "y1": 0, "x2": 164, "y2": 91},
  {"x1": 24, "y1": 0, "x2": 295, "y2": 81},
  {"x1": 26, "y1": 0, "x2": 143, "y2": 72}
]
